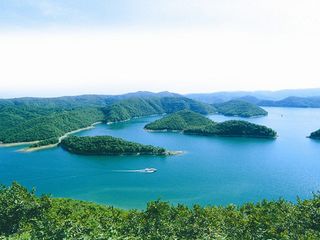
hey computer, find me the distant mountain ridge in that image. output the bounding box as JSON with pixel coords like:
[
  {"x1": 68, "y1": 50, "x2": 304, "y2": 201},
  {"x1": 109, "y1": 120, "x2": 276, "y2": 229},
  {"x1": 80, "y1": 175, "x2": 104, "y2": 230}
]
[
  {"x1": 186, "y1": 88, "x2": 320, "y2": 103},
  {"x1": 258, "y1": 96, "x2": 320, "y2": 108},
  {"x1": 186, "y1": 89, "x2": 320, "y2": 108}
]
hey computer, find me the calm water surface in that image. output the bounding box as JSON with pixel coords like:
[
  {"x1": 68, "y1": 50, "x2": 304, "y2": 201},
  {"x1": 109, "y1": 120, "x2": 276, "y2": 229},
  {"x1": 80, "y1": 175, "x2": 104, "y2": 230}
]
[{"x1": 1, "y1": 107, "x2": 320, "y2": 209}]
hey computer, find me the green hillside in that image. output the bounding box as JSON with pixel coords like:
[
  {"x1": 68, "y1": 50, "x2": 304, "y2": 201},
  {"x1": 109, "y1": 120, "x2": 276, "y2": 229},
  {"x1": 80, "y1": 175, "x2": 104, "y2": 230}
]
[
  {"x1": 214, "y1": 100, "x2": 268, "y2": 117},
  {"x1": 103, "y1": 96, "x2": 215, "y2": 123},
  {"x1": 145, "y1": 110, "x2": 213, "y2": 131},
  {"x1": 185, "y1": 120, "x2": 277, "y2": 138},
  {"x1": 0, "y1": 108, "x2": 104, "y2": 143},
  {"x1": 145, "y1": 110, "x2": 277, "y2": 138},
  {"x1": 1, "y1": 182, "x2": 320, "y2": 239},
  {"x1": 60, "y1": 135, "x2": 167, "y2": 155},
  {"x1": 0, "y1": 93, "x2": 213, "y2": 145}
]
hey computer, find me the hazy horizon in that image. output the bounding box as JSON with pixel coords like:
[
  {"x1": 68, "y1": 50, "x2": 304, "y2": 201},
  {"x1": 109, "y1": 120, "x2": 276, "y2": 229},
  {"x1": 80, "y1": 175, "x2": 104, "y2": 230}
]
[
  {"x1": 1, "y1": 87, "x2": 320, "y2": 99},
  {"x1": 1, "y1": 1, "x2": 320, "y2": 97}
]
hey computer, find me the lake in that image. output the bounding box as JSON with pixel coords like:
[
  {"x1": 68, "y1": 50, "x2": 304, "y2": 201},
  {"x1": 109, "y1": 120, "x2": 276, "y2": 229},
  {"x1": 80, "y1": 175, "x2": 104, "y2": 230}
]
[{"x1": 1, "y1": 107, "x2": 320, "y2": 209}]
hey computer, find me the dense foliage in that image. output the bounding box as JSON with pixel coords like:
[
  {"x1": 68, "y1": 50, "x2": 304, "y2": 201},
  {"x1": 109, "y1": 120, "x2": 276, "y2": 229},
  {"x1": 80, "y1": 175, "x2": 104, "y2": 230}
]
[
  {"x1": 185, "y1": 120, "x2": 277, "y2": 138},
  {"x1": 145, "y1": 110, "x2": 213, "y2": 131},
  {"x1": 0, "y1": 108, "x2": 104, "y2": 144},
  {"x1": 0, "y1": 93, "x2": 214, "y2": 145},
  {"x1": 60, "y1": 135, "x2": 167, "y2": 155},
  {"x1": 145, "y1": 111, "x2": 277, "y2": 138},
  {"x1": 103, "y1": 96, "x2": 215, "y2": 123},
  {"x1": 0, "y1": 106, "x2": 61, "y2": 130},
  {"x1": 309, "y1": 129, "x2": 320, "y2": 139},
  {"x1": 29, "y1": 137, "x2": 60, "y2": 148},
  {"x1": 213, "y1": 100, "x2": 268, "y2": 117},
  {"x1": 1, "y1": 182, "x2": 320, "y2": 239}
]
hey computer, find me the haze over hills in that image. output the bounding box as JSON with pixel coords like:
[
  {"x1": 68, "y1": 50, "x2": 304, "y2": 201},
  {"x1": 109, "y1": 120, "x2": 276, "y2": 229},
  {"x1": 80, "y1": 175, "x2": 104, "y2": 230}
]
[
  {"x1": 186, "y1": 88, "x2": 320, "y2": 103},
  {"x1": 185, "y1": 88, "x2": 320, "y2": 108}
]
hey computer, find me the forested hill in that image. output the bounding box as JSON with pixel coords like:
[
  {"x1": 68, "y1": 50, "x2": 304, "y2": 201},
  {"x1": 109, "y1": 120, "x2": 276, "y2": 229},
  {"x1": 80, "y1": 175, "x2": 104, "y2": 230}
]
[
  {"x1": 1, "y1": 182, "x2": 320, "y2": 239},
  {"x1": 145, "y1": 110, "x2": 277, "y2": 138},
  {"x1": 145, "y1": 110, "x2": 213, "y2": 131},
  {"x1": 103, "y1": 96, "x2": 215, "y2": 123},
  {"x1": 309, "y1": 129, "x2": 320, "y2": 139},
  {"x1": 0, "y1": 92, "x2": 214, "y2": 144},
  {"x1": 184, "y1": 120, "x2": 277, "y2": 138},
  {"x1": 60, "y1": 135, "x2": 168, "y2": 155},
  {"x1": 213, "y1": 100, "x2": 268, "y2": 117},
  {"x1": 0, "y1": 108, "x2": 104, "y2": 143}
]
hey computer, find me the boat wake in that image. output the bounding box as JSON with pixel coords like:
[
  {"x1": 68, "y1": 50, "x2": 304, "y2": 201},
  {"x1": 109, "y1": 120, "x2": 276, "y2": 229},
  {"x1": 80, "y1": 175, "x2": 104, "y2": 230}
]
[{"x1": 112, "y1": 168, "x2": 157, "y2": 173}]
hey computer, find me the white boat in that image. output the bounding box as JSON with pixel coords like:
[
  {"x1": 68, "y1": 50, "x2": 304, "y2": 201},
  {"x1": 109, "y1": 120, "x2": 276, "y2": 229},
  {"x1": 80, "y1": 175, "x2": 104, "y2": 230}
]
[{"x1": 144, "y1": 168, "x2": 157, "y2": 173}]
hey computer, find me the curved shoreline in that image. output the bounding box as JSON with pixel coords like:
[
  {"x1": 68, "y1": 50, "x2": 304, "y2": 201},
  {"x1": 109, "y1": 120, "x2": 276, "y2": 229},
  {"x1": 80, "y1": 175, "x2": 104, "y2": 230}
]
[
  {"x1": 145, "y1": 128, "x2": 276, "y2": 139},
  {"x1": 217, "y1": 113, "x2": 268, "y2": 118},
  {"x1": 0, "y1": 141, "x2": 39, "y2": 147},
  {"x1": 183, "y1": 131, "x2": 277, "y2": 139},
  {"x1": 58, "y1": 149, "x2": 184, "y2": 156},
  {"x1": 106, "y1": 114, "x2": 164, "y2": 125},
  {"x1": 18, "y1": 122, "x2": 102, "y2": 152},
  {"x1": 144, "y1": 128, "x2": 183, "y2": 133}
]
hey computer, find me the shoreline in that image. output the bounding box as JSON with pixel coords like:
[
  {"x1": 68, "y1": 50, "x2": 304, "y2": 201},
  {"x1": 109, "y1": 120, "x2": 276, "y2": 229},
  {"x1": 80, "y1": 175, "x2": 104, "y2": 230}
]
[
  {"x1": 184, "y1": 131, "x2": 277, "y2": 139},
  {"x1": 58, "y1": 149, "x2": 184, "y2": 156},
  {"x1": 0, "y1": 141, "x2": 39, "y2": 147},
  {"x1": 145, "y1": 128, "x2": 276, "y2": 139},
  {"x1": 165, "y1": 150, "x2": 184, "y2": 156},
  {"x1": 19, "y1": 143, "x2": 59, "y2": 152},
  {"x1": 144, "y1": 128, "x2": 183, "y2": 133},
  {"x1": 106, "y1": 114, "x2": 165, "y2": 125},
  {"x1": 18, "y1": 122, "x2": 102, "y2": 152},
  {"x1": 216, "y1": 113, "x2": 268, "y2": 118}
]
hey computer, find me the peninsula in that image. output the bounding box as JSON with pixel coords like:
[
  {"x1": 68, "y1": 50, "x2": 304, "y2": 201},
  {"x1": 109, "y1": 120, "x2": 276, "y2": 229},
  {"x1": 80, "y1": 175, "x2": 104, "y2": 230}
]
[
  {"x1": 0, "y1": 92, "x2": 214, "y2": 149},
  {"x1": 145, "y1": 110, "x2": 277, "y2": 138}
]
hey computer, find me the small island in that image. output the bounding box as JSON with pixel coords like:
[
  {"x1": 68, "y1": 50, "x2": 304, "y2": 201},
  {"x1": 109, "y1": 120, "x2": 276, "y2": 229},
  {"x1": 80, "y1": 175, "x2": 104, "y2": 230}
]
[
  {"x1": 60, "y1": 135, "x2": 176, "y2": 155},
  {"x1": 145, "y1": 110, "x2": 277, "y2": 138},
  {"x1": 308, "y1": 129, "x2": 320, "y2": 139},
  {"x1": 184, "y1": 120, "x2": 277, "y2": 138},
  {"x1": 213, "y1": 100, "x2": 268, "y2": 118}
]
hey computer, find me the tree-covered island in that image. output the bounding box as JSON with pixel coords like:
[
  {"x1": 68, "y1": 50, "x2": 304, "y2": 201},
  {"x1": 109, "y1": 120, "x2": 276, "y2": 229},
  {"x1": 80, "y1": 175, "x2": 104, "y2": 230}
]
[
  {"x1": 309, "y1": 129, "x2": 320, "y2": 139},
  {"x1": 60, "y1": 135, "x2": 176, "y2": 155},
  {"x1": 145, "y1": 110, "x2": 277, "y2": 138}
]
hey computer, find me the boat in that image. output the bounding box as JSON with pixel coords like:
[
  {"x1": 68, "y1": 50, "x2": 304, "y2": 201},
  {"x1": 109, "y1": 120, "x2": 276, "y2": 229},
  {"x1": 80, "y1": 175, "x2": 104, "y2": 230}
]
[{"x1": 144, "y1": 168, "x2": 157, "y2": 173}]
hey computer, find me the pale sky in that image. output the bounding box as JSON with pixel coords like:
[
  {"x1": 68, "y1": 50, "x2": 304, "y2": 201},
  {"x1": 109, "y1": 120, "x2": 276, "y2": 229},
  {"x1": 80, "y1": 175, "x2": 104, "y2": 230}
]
[{"x1": 0, "y1": 0, "x2": 320, "y2": 97}]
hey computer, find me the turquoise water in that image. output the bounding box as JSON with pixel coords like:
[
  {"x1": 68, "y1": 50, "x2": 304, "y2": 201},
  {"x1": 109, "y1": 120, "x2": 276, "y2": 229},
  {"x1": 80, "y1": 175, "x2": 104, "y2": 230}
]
[{"x1": 1, "y1": 107, "x2": 320, "y2": 209}]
